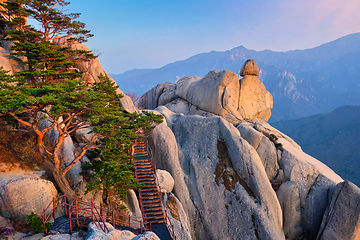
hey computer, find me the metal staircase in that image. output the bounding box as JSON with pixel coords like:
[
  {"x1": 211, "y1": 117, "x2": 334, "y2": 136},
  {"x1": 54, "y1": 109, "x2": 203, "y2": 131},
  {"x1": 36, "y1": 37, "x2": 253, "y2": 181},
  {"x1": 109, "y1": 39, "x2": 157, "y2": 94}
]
[{"x1": 132, "y1": 137, "x2": 174, "y2": 240}]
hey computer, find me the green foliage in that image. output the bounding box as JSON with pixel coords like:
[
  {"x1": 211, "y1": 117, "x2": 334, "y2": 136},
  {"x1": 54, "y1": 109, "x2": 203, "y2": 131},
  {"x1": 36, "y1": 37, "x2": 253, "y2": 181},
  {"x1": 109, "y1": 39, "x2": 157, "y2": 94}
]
[
  {"x1": 26, "y1": 212, "x2": 51, "y2": 233},
  {"x1": 0, "y1": 0, "x2": 163, "y2": 201},
  {"x1": 81, "y1": 77, "x2": 162, "y2": 200},
  {"x1": 1, "y1": 0, "x2": 95, "y2": 83},
  {"x1": 274, "y1": 142, "x2": 283, "y2": 148},
  {"x1": 269, "y1": 134, "x2": 278, "y2": 142}
]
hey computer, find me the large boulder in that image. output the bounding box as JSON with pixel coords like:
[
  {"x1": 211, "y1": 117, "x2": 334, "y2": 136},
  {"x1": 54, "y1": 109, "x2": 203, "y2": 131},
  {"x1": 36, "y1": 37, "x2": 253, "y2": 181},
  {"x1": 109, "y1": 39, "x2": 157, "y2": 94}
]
[
  {"x1": 0, "y1": 178, "x2": 57, "y2": 222},
  {"x1": 240, "y1": 59, "x2": 259, "y2": 76},
  {"x1": 148, "y1": 108, "x2": 284, "y2": 240},
  {"x1": 138, "y1": 82, "x2": 177, "y2": 110},
  {"x1": 238, "y1": 75, "x2": 273, "y2": 121},
  {"x1": 123, "y1": 189, "x2": 142, "y2": 218},
  {"x1": 156, "y1": 169, "x2": 174, "y2": 193}
]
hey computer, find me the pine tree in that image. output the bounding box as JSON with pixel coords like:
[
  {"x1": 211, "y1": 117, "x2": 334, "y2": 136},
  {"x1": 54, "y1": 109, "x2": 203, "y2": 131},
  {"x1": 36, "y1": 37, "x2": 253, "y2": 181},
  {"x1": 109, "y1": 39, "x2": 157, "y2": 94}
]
[{"x1": 0, "y1": 0, "x2": 162, "y2": 199}]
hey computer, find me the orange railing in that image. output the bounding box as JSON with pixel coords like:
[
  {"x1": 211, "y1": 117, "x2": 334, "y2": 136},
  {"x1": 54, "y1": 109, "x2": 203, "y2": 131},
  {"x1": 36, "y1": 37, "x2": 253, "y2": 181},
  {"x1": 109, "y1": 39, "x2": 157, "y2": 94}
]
[
  {"x1": 42, "y1": 195, "x2": 147, "y2": 234},
  {"x1": 132, "y1": 135, "x2": 177, "y2": 240}
]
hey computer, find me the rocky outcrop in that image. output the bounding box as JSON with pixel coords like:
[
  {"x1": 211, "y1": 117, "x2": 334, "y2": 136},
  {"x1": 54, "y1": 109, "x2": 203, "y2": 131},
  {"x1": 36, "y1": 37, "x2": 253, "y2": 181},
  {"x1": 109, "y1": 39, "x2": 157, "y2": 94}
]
[
  {"x1": 0, "y1": 178, "x2": 57, "y2": 222},
  {"x1": 144, "y1": 101, "x2": 357, "y2": 239},
  {"x1": 238, "y1": 118, "x2": 344, "y2": 239},
  {"x1": 148, "y1": 107, "x2": 284, "y2": 240},
  {"x1": 139, "y1": 60, "x2": 273, "y2": 123},
  {"x1": 52, "y1": 37, "x2": 136, "y2": 113}
]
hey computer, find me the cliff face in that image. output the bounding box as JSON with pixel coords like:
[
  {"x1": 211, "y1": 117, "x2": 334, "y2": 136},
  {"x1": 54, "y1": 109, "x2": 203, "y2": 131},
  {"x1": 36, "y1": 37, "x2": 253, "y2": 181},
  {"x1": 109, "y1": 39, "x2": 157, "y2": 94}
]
[{"x1": 142, "y1": 60, "x2": 360, "y2": 240}]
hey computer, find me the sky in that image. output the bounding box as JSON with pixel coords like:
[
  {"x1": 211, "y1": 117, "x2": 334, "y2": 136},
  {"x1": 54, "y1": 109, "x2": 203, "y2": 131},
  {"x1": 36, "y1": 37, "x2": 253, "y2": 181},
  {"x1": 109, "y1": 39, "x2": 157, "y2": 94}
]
[{"x1": 59, "y1": 0, "x2": 360, "y2": 74}]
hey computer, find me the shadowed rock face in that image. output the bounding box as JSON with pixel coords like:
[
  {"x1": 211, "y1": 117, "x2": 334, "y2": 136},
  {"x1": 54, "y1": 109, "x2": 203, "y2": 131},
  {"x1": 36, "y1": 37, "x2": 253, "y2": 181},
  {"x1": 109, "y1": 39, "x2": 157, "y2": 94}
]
[
  {"x1": 316, "y1": 181, "x2": 360, "y2": 240},
  {"x1": 139, "y1": 60, "x2": 273, "y2": 123}
]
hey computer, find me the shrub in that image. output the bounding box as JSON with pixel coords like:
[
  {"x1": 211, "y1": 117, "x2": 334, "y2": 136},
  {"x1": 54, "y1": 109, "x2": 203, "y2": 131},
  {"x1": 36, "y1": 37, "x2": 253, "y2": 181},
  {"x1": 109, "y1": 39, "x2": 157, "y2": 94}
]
[
  {"x1": 269, "y1": 134, "x2": 278, "y2": 142},
  {"x1": 275, "y1": 142, "x2": 283, "y2": 148},
  {"x1": 26, "y1": 212, "x2": 51, "y2": 233}
]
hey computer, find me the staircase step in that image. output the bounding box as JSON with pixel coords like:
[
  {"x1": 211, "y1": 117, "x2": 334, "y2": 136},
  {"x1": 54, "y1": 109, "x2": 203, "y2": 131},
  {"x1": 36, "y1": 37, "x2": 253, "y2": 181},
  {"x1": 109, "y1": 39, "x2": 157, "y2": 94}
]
[
  {"x1": 137, "y1": 176, "x2": 155, "y2": 180},
  {"x1": 141, "y1": 194, "x2": 160, "y2": 199},
  {"x1": 146, "y1": 215, "x2": 165, "y2": 220},
  {"x1": 144, "y1": 207, "x2": 163, "y2": 212},
  {"x1": 142, "y1": 200, "x2": 161, "y2": 205},
  {"x1": 134, "y1": 159, "x2": 151, "y2": 162},
  {"x1": 140, "y1": 188, "x2": 158, "y2": 193},
  {"x1": 136, "y1": 169, "x2": 153, "y2": 172},
  {"x1": 139, "y1": 182, "x2": 157, "y2": 186},
  {"x1": 137, "y1": 173, "x2": 154, "y2": 177},
  {"x1": 135, "y1": 164, "x2": 152, "y2": 167},
  {"x1": 141, "y1": 184, "x2": 158, "y2": 189},
  {"x1": 142, "y1": 202, "x2": 162, "y2": 208},
  {"x1": 140, "y1": 195, "x2": 161, "y2": 200},
  {"x1": 138, "y1": 177, "x2": 155, "y2": 181}
]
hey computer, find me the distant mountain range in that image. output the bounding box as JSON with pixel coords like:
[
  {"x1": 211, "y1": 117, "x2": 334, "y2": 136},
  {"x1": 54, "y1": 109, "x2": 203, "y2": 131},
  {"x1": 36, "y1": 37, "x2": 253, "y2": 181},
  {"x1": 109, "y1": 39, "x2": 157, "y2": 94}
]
[
  {"x1": 111, "y1": 33, "x2": 360, "y2": 122},
  {"x1": 272, "y1": 105, "x2": 360, "y2": 186}
]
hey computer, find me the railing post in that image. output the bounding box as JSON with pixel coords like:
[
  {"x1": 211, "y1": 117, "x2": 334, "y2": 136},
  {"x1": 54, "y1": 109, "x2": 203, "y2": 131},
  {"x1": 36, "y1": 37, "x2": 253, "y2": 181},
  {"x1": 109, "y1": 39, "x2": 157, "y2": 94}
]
[
  {"x1": 76, "y1": 199, "x2": 79, "y2": 228},
  {"x1": 53, "y1": 197, "x2": 56, "y2": 220},
  {"x1": 91, "y1": 198, "x2": 94, "y2": 224},
  {"x1": 128, "y1": 214, "x2": 130, "y2": 227},
  {"x1": 112, "y1": 210, "x2": 115, "y2": 229},
  {"x1": 69, "y1": 212, "x2": 72, "y2": 235},
  {"x1": 64, "y1": 195, "x2": 67, "y2": 215}
]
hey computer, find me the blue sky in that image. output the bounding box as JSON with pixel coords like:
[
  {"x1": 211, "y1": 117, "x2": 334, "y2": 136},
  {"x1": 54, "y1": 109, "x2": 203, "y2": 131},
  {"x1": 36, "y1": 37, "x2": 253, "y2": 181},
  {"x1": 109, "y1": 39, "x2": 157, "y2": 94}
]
[{"x1": 62, "y1": 0, "x2": 360, "y2": 74}]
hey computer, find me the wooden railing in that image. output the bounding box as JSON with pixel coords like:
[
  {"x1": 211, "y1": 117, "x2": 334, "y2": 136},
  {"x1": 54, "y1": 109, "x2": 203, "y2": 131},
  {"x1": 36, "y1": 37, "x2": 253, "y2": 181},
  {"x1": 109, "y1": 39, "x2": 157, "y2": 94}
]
[{"x1": 42, "y1": 194, "x2": 148, "y2": 234}]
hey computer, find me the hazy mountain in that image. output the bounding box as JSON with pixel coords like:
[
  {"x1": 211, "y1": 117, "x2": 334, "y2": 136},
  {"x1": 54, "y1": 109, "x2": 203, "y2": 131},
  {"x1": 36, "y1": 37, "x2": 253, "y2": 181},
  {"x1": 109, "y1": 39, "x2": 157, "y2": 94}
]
[
  {"x1": 111, "y1": 33, "x2": 360, "y2": 122},
  {"x1": 271, "y1": 105, "x2": 360, "y2": 186}
]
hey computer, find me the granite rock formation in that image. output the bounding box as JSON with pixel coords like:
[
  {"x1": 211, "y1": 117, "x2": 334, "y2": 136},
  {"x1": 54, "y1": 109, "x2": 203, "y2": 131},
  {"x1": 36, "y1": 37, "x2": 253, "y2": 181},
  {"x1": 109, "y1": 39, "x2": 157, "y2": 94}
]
[{"x1": 139, "y1": 60, "x2": 273, "y2": 123}]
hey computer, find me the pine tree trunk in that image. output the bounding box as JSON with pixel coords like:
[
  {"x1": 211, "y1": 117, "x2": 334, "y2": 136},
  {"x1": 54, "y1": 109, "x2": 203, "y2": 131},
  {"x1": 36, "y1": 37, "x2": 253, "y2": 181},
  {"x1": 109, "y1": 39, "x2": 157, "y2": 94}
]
[{"x1": 52, "y1": 169, "x2": 77, "y2": 199}]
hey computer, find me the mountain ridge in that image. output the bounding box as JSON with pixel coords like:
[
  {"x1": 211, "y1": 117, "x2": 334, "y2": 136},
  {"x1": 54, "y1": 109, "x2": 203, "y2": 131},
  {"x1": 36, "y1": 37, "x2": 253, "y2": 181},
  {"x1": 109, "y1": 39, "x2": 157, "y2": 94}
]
[
  {"x1": 271, "y1": 105, "x2": 360, "y2": 186},
  {"x1": 111, "y1": 32, "x2": 360, "y2": 122}
]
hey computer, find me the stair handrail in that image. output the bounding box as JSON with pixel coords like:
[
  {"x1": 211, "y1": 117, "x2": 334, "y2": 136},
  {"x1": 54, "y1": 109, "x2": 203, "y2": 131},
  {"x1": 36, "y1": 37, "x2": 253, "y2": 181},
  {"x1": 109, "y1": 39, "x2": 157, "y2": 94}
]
[
  {"x1": 43, "y1": 194, "x2": 149, "y2": 234},
  {"x1": 90, "y1": 197, "x2": 109, "y2": 233},
  {"x1": 142, "y1": 137, "x2": 177, "y2": 240}
]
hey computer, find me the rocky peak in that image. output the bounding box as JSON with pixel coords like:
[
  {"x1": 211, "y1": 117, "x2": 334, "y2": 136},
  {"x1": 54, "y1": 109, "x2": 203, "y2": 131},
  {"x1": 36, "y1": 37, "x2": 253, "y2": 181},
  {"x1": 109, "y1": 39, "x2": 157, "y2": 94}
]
[{"x1": 138, "y1": 59, "x2": 273, "y2": 123}]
